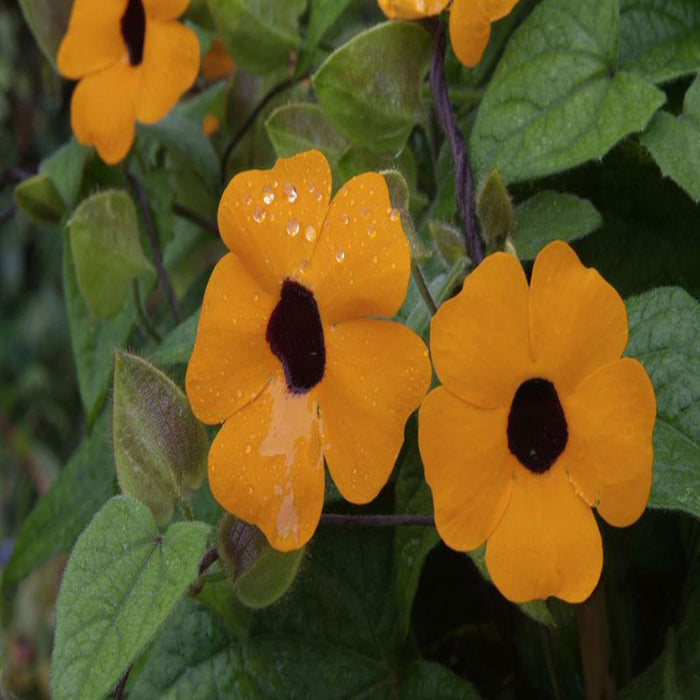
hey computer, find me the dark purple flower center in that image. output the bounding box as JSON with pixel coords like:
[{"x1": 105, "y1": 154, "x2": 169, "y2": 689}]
[
  {"x1": 507, "y1": 378, "x2": 568, "y2": 474},
  {"x1": 266, "y1": 280, "x2": 325, "y2": 394},
  {"x1": 121, "y1": 0, "x2": 146, "y2": 66}
]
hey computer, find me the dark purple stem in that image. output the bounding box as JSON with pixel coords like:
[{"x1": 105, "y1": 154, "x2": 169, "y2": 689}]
[
  {"x1": 429, "y1": 20, "x2": 484, "y2": 266},
  {"x1": 198, "y1": 546, "x2": 220, "y2": 576},
  {"x1": 319, "y1": 514, "x2": 434, "y2": 527}
]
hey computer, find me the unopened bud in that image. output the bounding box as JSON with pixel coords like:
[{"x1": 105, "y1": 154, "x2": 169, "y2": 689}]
[{"x1": 477, "y1": 169, "x2": 513, "y2": 254}]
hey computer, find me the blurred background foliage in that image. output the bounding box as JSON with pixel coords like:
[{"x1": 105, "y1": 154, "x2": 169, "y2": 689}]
[{"x1": 1, "y1": 0, "x2": 700, "y2": 698}]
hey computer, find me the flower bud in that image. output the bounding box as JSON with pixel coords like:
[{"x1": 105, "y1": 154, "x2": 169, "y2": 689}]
[
  {"x1": 216, "y1": 515, "x2": 305, "y2": 609},
  {"x1": 477, "y1": 169, "x2": 513, "y2": 254},
  {"x1": 112, "y1": 351, "x2": 207, "y2": 525}
]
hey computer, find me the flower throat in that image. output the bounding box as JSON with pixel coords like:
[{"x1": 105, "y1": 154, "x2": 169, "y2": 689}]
[
  {"x1": 266, "y1": 280, "x2": 325, "y2": 394},
  {"x1": 121, "y1": 0, "x2": 146, "y2": 66},
  {"x1": 507, "y1": 378, "x2": 568, "y2": 474}
]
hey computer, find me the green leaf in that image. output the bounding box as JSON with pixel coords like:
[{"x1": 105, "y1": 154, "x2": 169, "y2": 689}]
[
  {"x1": 394, "y1": 423, "x2": 440, "y2": 636},
  {"x1": 130, "y1": 528, "x2": 403, "y2": 697},
  {"x1": 265, "y1": 103, "x2": 348, "y2": 162},
  {"x1": 620, "y1": 546, "x2": 700, "y2": 698},
  {"x1": 2, "y1": 412, "x2": 114, "y2": 592},
  {"x1": 51, "y1": 496, "x2": 209, "y2": 700},
  {"x1": 149, "y1": 310, "x2": 200, "y2": 366},
  {"x1": 470, "y1": 0, "x2": 666, "y2": 184},
  {"x1": 641, "y1": 75, "x2": 700, "y2": 203},
  {"x1": 113, "y1": 352, "x2": 208, "y2": 525},
  {"x1": 313, "y1": 22, "x2": 431, "y2": 154},
  {"x1": 399, "y1": 660, "x2": 481, "y2": 699},
  {"x1": 619, "y1": 0, "x2": 700, "y2": 84},
  {"x1": 626, "y1": 287, "x2": 700, "y2": 519},
  {"x1": 13, "y1": 173, "x2": 65, "y2": 225},
  {"x1": 141, "y1": 114, "x2": 219, "y2": 187},
  {"x1": 39, "y1": 139, "x2": 89, "y2": 209},
  {"x1": 17, "y1": 0, "x2": 71, "y2": 66},
  {"x1": 63, "y1": 230, "x2": 135, "y2": 426},
  {"x1": 513, "y1": 191, "x2": 603, "y2": 259},
  {"x1": 296, "y1": 0, "x2": 354, "y2": 75},
  {"x1": 69, "y1": 190, "x2": 154, "y2": 319},
  {"x1": 207, "y1": 0, "x2": 305, "y2": 73}
]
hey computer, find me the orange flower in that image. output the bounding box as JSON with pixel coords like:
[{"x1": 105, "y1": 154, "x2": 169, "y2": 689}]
[
  {"x1": 57, "y1": 0, "x2": 200, "y2": 165},
  {"x1": 378, "y1": 0, "x2": 520, "y2": 66},
  {"x1": 186, "y1": 150, "x2": 431, "y2": 552},
  {"x1": 418, "y1": 242, "x2": 656, "y2": 603},
  {"x1": 201, "y1": 37, "x2": 235, "y2": 81}
]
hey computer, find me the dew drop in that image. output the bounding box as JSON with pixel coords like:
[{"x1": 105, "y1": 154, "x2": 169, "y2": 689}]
[
  {"x1": 308, "y1": 181, "x2": 316, "y2": 194},
  {"x1": 243, "y1": 194, "x2": 252, "y2": 205},
  {"x1": 286, "y1": 217, "x2": 300, "y2": 237},
  {"x1": 372, "y1": 255, "x2": 378, "y2": 264},
  {"x1": 262, "y1": 185, "x2": 275, "y2": 205},
  {"x1": 236, "y1": 389, "x2": 243, "y2": 399},
  {"x1": 253, "y1": 206, "x2": 266, "y2": 223},
  {"x1": 361, "y1": 207, "x2": 370, "y2": 217},
  {"x1": 283, "y1": 182, "x2": 298, "y2": 203},
  {"x1": 305, "y1": 225, "x2": 317, "y2": 242},
  {"x1": 389, "y1": 208, "x2": 400, "y2": 221},
  {"x1": 335, "y1": 249, "x2": 345, "y2": 263},
  {"x1": 367, "y1": 224, "x2": 377, "y2": 239},
  {"x1": 316, "y1": 191, "x2": 323, "y2": 202},
  {"x1": 339, "y1": 212, "x2": 349, "y2": 224},
  {"x1": 244, "y1": 444, "x2": 252, "y2": 455}
]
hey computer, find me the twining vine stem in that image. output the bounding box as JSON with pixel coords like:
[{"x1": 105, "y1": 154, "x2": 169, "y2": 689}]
[
  {"x1": 131, "y1": 279, "x2": 161, "y2": 344},
  {"x1": 172, "y1": 202, "x2": 219, "y2": 236},
  {"x1": 429, "y1": 20, "x2": 484, "y2": 267},
  {"x1": 220, "y1": 72, "x2": 311, "y2": 183},
  {"x1": 319, "y1": 513, "x2": 435, "y2": 527},
  {"x1": 126, "y1": 170, "x2": 183, "y2": 324}
]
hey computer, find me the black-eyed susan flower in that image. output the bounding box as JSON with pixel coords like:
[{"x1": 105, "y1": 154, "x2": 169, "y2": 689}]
[
  {"x1": 378, "y1": 0, "x2": 520, "y2": 67},
  {"x1": 186, "y1": 150, "x2": 431, "y2": 552},
  {"x1": 418, "y1": 242, "x2": 656, "y2": 603},
  {"x1": 57, "y1": 0, "x2": 200, "y2": 165}
]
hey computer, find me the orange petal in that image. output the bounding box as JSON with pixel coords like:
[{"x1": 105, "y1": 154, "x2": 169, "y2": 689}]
[
  {"x1": 208, "y1": 375, "x2": 324, "y2": 552},
  {"x1": 186, "y1": 253, "x2": 278, "y2": 425},
  {"x1": 560, "y1": 358, "x2": 656, "y2": 527},
  {"x1": 135, "y1": 20, "x2": 200, "y2": 123},
  {"x1": 478, "y1": 0, "x2": 521, "y2": 21},
  {"x1": 449, "y1": 0, "x2": 492, "y2": 67},
  {"x1": 70, "y1": 63, "x2": 140, "y2": 165},
  {"x1": 202, "y1": 37, "x2": 235, "y2": 81},
  {"x1": 142, "y1": 0, "x2": 190, "y2": 21},
  {"x1": 56, "y1": 0, "x2": 126, "y2": 79},
  {"x1": 218, "y1": 150, "x2": 332, "y2": 296},
  {"x1": 485, "y1": 465, "x2": 602, "y2": 603},
  {"x1": 378, "y1": 0, "x2": 450, "y2": 19},
  {"x1": 529, "y1": 242, "x2": 628, "y2": 396},
  {"x1": 430, "y1": 252, "x2": 533, "y2": 408},
  {"x1": 419, "y1": 387, "x2": 514, "y2": 551},
  {"x1": 202, "y1": 114, "x2": 220, "y2": 136},
  {"x1": 304, "y1": 172, "x2": 411, "y2": 324},
  {"x1": 318, "y1": 319, "x2": 431, "y2": 503}
]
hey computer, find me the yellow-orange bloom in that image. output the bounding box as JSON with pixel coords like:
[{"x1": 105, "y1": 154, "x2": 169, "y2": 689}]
[
  {"x1": 378, "y1": 0, "x2": 520, "y2": 66},
  {"x1": 419, "y1": 242, "x2": 656, "y2": 603},
  {"x1": 201, "y1": 37, "x2": 235, "y2": 81},
  {"x1": 186, "y1": 150, "x2": 431, "y2": 552},
  {"x1": 57, "y1": 0, "x2": 200, "y2": 165}
]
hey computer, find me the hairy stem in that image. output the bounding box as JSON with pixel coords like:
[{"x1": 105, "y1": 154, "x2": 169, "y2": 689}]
[
  {"x1": 319, "y1": 513, "x2": 434, "y2": 527},
  {"x1": 172, "y1": 202, "x2": 219, "y2": 237},
  {"x1": 126, "y1": 170, "x2": 182, "y2": 323},
  {"x1": 131, "y1": 279, "x2": 161, "y2": 344},
  {"x1": 429, "y1": 20, "x2": 484, "y2": 266}
]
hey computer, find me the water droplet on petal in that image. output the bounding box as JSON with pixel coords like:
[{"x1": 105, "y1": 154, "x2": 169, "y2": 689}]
[
  {"x1": 283, "y1": 182, "x2": 298, "y2": 203},
  {"x1": 287, "y1": 218, "x2": 300, "y2": 237},
  {"x1": 244, "y1": 444, "x2": 252, "y2": 455},
  {"x1": 243, "y1": 194, "x2": 252, "y2": 205},
  {"x1": 372, "y1": 255, "x2": 378, "y2": 264},
  {"x1": 389, "y1": 208, "x2": 400, "y2": 221},
  {"x1": 308, "y1": 181, "x2": 316, "y2": 194},
  {"x1": 336, "y1": 250, "x2": 345, "y2": 263},
  {"x1": 305, "y1": 225, "x2": 317, "y2": 242},
  {"x1": 262, "y1": 185, "x2": 275, "y2": 205},
  {"x1": 253, "y1": 206, "x2": 266, "y2": 223},
  {"x1": 367, "y1": 224, "x2": 377, "y2": 239},
  {"x1": 339, "y1": 212, "x2": 349, "y2": 224}
]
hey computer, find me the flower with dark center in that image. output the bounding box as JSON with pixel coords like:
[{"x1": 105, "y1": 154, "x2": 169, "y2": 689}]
[
  {"x1": 57, "y1": 0, "x2": 199, "y2": 164},
  {"x1": 419, "y1": 242, "x2": 656, "y2": 603},
  {"x1": 186, "y1": 150, "x2": 431, "y2": 552}
]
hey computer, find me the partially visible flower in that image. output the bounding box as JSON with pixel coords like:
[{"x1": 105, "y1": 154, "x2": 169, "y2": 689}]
[
  {"x1": 202, "y1": 113, "x2": 220, "y2": 136},
  {"x1": 419, "y1": 242, "x2": 656, "y2": 603},
  {"x1": 57, "y1": 0, "x2": 200, "y2": 165},
  {"x1": 378, "y1": 0, "x2": 520, "y2": 67},
  {"x1": 186, "y1": 150, "x2": 431, "y2": 552},
  {"x1": 201, "y1": 37, "x2": 235, "y2": 81}
]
